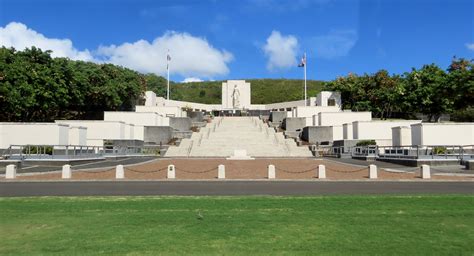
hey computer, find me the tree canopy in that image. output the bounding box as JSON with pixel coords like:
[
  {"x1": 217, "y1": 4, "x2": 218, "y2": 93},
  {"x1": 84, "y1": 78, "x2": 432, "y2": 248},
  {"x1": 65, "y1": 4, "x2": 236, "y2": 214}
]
[
  {"x1": 0, "y1": 47, "x2": 145, "y2": 121},
  {"x1": 325, "y1": 57, "x2": 474, "y2": 121}
]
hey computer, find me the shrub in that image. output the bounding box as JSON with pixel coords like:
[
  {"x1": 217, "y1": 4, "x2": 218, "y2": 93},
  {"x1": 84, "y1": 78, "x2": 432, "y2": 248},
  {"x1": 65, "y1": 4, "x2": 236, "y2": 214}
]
[
  {"x1": 432, "y1": 146, "x2": 447, "y2": 155},
  {"x1": 356, "y1": 140, "x2": 377, "y2": 146},
  {"x1": 22, "y1": 146, "x2": 53, "y2": 155}
]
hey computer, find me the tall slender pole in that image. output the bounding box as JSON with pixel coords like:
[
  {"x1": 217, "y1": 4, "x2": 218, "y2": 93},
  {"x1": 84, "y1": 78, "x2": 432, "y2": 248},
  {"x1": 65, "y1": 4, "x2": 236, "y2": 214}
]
[
  {"x1": 167, "y1": 51, "x2": 170, "y2": 100},
  {"x1": 304, "y1": 52, "x2": 307, "y2": 106}
]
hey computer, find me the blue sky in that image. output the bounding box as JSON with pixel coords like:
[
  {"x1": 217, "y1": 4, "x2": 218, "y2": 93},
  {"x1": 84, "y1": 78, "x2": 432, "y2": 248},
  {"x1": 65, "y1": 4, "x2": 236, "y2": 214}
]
[{"x1": 0, "y1": 0, "x2": 473, "y2": 82}]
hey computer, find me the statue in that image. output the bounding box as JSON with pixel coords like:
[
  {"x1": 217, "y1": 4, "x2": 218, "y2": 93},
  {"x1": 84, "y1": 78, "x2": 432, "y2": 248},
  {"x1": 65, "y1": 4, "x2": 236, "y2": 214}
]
[{"x1": 231, "y1": 85, "x2": 240, "y2": 108}]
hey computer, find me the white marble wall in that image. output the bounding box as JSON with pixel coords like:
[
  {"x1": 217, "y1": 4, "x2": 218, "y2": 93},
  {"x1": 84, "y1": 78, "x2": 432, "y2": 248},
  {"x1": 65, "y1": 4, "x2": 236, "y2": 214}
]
[
  {"x1": 55, "y1": 120, "x2": 127, "y2": 146},
  {"x1": 353, "y1": 120, "x2": 422, "y2": 143},
  {"x1": 392, "y1": 126, "x2": 411, "y2": 146},
  {"x1": 411, "y1": 123, "x2": 474, "y2": 146},
  {"x1": 0, "y1": 123, "x2": 70, "y2": 148}
]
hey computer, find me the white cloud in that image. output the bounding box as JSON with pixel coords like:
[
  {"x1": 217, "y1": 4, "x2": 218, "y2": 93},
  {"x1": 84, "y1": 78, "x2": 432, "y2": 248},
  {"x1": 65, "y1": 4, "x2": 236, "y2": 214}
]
[
  {"x1": 0, "y1": 22, "x2": 94, "y2": 61},
  {"x1": 97, "y1": 32, "x2": 233, "y2": 78},
  {"x1": 0, "y1": 22, "x2": 233, "y2": 78},
  {"x1": 310, "y1": 29, "x2": 357, "y2": 59},
  {"x1": 182, "y1": 77, "x2": 203, "y2": 83},
  {"x1": 466, "y1": 43, "x2": 474, "y2": 51},
  {"x1": 263, "y1": 30, "x2": 298, "y2": 71}
]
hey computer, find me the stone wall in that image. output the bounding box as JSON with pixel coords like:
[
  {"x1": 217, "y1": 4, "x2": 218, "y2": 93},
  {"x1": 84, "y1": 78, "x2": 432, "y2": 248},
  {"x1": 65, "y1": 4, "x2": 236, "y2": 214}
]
[
  {"x1": 269, "y1": 111, "x2": 287, "y2": 126},
  {"x1": 301, "y1": 126, "x2": 333, "y2": 144},
  {"x1": 169, "y1": 117, "x2": 192, "y2": 131},
  {"x1": 144, "y1": 126, "x2": 174, "y2": 145},
  {"x1": 187, "y1": 111, "x2": 204, "y2": 122},
  {"x1": 282, "y1": 117, "x2": 306, "y2": 132}
]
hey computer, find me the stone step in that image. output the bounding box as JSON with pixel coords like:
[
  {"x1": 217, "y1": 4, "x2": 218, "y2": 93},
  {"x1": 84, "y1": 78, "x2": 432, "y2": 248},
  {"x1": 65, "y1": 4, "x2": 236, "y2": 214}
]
[{"x1": 164, "y1": 117, "x2": 312, "y2": 157}]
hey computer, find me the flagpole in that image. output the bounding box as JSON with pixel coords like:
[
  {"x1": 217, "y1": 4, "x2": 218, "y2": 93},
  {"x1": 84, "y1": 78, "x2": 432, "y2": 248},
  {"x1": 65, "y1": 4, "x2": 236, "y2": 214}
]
[
  {"x1": 167, "y1": 50, "x2": 170, "y2": 100},
  {"x1": 304, "y1": 52, "x2": 307, "y2": 106}
]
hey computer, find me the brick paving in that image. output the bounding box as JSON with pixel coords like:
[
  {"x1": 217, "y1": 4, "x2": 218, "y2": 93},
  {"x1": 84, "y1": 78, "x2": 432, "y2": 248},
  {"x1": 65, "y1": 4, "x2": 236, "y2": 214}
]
[{"x1": 6, "y1": 158, "x2": 471, "y2": 181}]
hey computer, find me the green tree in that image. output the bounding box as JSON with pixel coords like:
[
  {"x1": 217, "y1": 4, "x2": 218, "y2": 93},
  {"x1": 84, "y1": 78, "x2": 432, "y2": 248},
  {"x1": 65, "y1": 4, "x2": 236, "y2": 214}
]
[
  {"x1": 402, "y1": 64, "x2": 451, "y2": 122},
  {"x1": 144, "y1": 73, "x2": 168, "y2": 98}
]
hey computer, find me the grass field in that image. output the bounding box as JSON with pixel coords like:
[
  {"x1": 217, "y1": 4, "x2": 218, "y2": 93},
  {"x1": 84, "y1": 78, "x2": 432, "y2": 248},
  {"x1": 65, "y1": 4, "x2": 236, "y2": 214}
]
[{"x1": 1, "y1": 196, "x2": 473, "y2": 255}]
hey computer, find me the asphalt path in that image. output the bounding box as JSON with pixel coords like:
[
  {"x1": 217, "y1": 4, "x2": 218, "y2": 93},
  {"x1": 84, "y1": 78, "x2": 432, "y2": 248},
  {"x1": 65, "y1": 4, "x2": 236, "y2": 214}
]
[
  {"x1": 0, "y1": 156, "x2": 158, "y2": 174},
  {"x1": 1, "y1": 181, "x2": 472, "y2": 197},
  {"x1": 326, "y1": 157, "x2": 471, "y2": 173}
]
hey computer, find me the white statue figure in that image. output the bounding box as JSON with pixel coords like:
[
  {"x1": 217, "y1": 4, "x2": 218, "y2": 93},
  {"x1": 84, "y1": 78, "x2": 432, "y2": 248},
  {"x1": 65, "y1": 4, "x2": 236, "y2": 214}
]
[{"x1": 231, "y1": 85, "x2": 240, "y2": 108}]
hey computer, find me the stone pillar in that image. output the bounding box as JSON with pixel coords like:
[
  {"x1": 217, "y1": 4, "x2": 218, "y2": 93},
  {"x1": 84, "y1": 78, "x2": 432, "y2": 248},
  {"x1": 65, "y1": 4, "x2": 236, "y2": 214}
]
[
  {"x1": 218, "y1": 164, "x2": 225, "y2": 179},
  {"x1": 421, "y1": 164, "x2": 431, "y2": 179},
  {"x1": 268, "y1": 165, "x2": 275, "y2": 179},
  {"x1": 115, "y1": 165, "x2": 124, "y2": 179},
  {"x1": 369, "y1": 164, "x2": 377, "y2": 179},
  {"x1": 167, "y1": 164, "x2": 176, "y2": 179},
  {"x1": 5, "y1": 164, "x2": 16, "y2": 179},
  {"x1": 318, "y1": 164, "x2": 326, "y2": 179},
  {"x1": 62, "y1": 164, "x2": 71, "y2": 179}
]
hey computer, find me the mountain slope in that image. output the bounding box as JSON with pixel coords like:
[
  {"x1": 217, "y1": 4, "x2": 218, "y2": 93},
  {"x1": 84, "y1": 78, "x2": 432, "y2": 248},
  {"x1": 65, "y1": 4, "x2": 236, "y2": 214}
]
[{"x1": 146, "y1": 76, "x2": 326, "y2": 104}]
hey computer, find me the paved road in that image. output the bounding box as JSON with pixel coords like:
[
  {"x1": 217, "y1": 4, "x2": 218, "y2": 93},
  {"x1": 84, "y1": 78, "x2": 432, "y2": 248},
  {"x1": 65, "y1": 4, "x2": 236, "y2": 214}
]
[
  {"x1": 1, "y1": 181, "x2": 472, "y2": 197},
  {"x1": 326, "y1": 157, "x2": 471, "y2": 173},
  {"x1": 0, "y1": 156, "x2": 158, "y2": 174}
]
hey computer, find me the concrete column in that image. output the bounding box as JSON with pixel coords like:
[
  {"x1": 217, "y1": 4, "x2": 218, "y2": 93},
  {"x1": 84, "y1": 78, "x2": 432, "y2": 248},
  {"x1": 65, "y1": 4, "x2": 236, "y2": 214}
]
[
  {"x1": 318, "y1": 164, "x2": 326, "y2": 179},
  {"x1": 218, "y1": 164, "x2": 225, "y2": 179},
  {"x1": 268, "y1": 164, "x2": 275, "y2": 179},
  {"x1": 62, "y1": 164, "x2": 71, "y2": 179},
  {"x1": 421, "y1": 164, "x2": 431, "y2": 179},
  {"x1": 369, "y1": 164, "x2": 377, "y2": 179},
  {"x1": 167, "y1": 164, "x2": 176, "y2": 179},
  {"x1": 115, "y1": 165, "x2": 124, "y2": 179},
  {"x1": 5, "y1": 164, "x2": 16, "y2": 179}
]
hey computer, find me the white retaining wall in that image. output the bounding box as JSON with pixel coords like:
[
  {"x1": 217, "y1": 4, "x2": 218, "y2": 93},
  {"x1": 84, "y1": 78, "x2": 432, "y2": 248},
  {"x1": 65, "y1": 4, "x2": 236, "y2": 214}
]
[
  {"x1": 411, "y1": 123, "x2": 474, "y2": 146},
  {"x1": 293, "y1": 106, "x2": 341, "y2": 126},
  {"x1": 353, "y1": 120, "x2": 422, "y2": 143},
  {"x1": 134, "y1": 125, "x2": 145, "y2": 141},
  {"x1": 68, "y1": 126, "x2": 87, "y2": 146},
  {"x1": 318, "y1": 111, "x2": 371, "y2": 126},
  {"x1": 343, "y1": 123, "x2": 353, "y2": 140},
  {"x1": 332, "y1": 125, "x2": 344, "y2": 141},
  {"x1": 104, "y1": 111, "x2": 162, "y2": 126},
  {"x1": 0, "y1": 123, "x2": 70, "y2": 148},
  {"x1": 392, "y1": 126, "x2": 412, "y2": 146},
  {"x1": 316, "y1": 91, "x2": 341, "y2": 108},
  {"x1": 55, "y1": 120, "x2": 127, "y2": 146},
  {"x1": 265, "y1": 100, "x2": 307, "y2": 110},
  {"x1": 135, "y1": 105, "x2": 183, "y2": 119}
]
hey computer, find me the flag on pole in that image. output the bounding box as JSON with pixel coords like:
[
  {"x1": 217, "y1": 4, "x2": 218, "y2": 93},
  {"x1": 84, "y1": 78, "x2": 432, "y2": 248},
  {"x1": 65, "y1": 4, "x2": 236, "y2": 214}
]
[
  {"x1": 166, "y1": 50, "x2": 171, "y2": 100},
  {"x1": 166, "y1": 52, "x2": 171, "y2": 69},
  {"x1": 298, "y1": 55, "x2": 306, "y2": 67}
]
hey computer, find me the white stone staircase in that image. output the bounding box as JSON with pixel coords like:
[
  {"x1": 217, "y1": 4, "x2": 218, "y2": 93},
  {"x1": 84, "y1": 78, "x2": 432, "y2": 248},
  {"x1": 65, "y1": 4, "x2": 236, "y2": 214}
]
[{"x1": 165, "y1": 117, "x2": 312, "y2": 157}]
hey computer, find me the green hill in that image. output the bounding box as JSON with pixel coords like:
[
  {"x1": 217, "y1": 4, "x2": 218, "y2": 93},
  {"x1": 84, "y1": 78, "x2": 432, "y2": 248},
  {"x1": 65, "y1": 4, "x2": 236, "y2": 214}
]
[{"x1": 146, "y1": 76, "x2": 326, "y2": 104}]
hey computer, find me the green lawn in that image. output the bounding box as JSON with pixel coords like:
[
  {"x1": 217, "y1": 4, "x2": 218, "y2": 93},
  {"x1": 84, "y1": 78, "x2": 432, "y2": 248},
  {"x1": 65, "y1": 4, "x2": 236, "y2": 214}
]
[{"x1": 1, "y1": 196, "x2": 473, "y2": 255}]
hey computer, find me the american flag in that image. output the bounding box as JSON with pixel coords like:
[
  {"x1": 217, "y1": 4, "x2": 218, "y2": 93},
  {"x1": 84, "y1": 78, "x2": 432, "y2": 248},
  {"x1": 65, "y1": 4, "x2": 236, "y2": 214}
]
[{"x1": 298, "y1": 54, "x2": 306, "y2": 67}]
